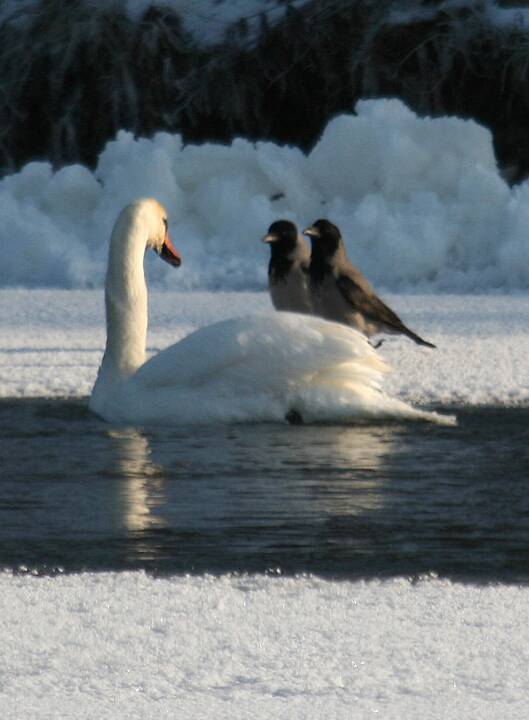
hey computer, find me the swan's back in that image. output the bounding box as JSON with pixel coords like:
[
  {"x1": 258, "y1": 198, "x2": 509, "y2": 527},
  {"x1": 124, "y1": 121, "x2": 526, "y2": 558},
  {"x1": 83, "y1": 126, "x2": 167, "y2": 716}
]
[
  {"x1": 116, "y1": 313, "x2": 448, "y2": 425},
  {"x1": 135, "y1": 312, "x2": 386, "y2": 389}
]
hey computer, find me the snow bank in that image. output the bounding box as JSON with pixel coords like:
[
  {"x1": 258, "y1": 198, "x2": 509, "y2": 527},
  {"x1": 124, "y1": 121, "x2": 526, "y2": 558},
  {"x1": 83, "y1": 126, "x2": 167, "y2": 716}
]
[
  {"x1": 1, "y1": 570, "x2": 528, "y2": 719},
  {"x1": 2, "y1": 98, "x2": 529, "y2": 292}
]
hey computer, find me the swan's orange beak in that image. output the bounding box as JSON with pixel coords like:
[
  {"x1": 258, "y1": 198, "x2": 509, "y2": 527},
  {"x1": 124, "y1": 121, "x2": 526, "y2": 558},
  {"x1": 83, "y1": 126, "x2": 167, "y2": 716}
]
[{"x1": 160, "y1": 232, "x2": 182, "y2": 267}]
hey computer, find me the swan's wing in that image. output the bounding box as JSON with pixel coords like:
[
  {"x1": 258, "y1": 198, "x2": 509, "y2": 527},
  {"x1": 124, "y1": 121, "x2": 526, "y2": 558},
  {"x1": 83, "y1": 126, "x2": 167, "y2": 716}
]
[
  {"x1": 127, "y1": 313, "x2": 453, "y2": 426},
  {"x1": 133, "y1": 312, "x2": 388, "y2": 393}
]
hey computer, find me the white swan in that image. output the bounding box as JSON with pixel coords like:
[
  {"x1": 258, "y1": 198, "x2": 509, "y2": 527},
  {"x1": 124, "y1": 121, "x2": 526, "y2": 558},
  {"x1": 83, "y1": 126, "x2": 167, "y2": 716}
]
[{"x1": 90, "y1": 199, "x2": 454, "y2": 426}]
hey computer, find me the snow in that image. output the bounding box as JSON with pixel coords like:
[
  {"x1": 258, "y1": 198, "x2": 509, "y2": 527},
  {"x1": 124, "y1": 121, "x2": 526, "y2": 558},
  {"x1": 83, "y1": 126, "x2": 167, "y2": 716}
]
[
  {"x1": 2, "y1": 98, "x2": 529, "y2": 292},
  {"x1": 0, "y1": 0, "x2": 311, "y2": 46},
  {"x1": 5, "y1": 1, "x2": 529, "y2": 44},
  {"x1": 466, "y1": 0, "x2": 529, "y2": 30},
  {"x1": 391, "y1": 0, "x2": 529, "y2": 31},
  {"x1": 124, "y1": 0, "x2": 311, "y2": 46},
  {"x1": 1, "y1": 289, "x2": 528, "y2": 408},
  {"x1": 1, "y1": 570, "x2": 528, "y2": 719}
]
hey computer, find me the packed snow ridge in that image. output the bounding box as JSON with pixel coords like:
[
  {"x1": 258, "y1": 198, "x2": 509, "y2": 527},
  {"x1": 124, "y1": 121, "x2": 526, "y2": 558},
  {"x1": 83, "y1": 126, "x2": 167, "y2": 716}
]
[{"x1": 1, "y1": 98, "x2": 528, "y2": 292}]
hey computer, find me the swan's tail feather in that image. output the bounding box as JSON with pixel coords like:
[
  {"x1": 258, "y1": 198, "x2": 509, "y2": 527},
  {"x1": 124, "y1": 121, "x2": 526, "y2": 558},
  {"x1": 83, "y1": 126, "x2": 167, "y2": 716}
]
[{"x1": 292, "y1": 355, "x2": 455, "y2": 426}]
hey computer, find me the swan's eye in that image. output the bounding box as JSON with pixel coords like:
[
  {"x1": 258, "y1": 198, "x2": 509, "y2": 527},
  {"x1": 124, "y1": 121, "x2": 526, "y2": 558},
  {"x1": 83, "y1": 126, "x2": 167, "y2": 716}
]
[{"x1": 162, "y1": 218, "x2": 168, "y2": 232}]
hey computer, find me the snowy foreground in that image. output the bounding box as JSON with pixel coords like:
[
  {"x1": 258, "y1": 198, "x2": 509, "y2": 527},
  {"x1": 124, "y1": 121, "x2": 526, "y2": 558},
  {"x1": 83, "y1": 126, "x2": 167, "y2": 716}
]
[
  {"x1": 1, "y1": 288, "x2": 529, "y2": 408},
  {"x1": 2, "y1": 571, "x2": 529, "y2": 719}
]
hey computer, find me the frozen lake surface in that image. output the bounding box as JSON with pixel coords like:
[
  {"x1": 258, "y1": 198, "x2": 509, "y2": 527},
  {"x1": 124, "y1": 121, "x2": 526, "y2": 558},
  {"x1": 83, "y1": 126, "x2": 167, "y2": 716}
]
[{"x1": 2, "y1": 289, "x2": 529, "y2": 718}]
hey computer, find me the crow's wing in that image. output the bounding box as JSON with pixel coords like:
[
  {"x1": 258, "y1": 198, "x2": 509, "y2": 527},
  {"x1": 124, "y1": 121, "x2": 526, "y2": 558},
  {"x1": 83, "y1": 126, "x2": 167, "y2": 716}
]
[
  {"x1": 336, "y1": 274, "x2": 436, "y2": 347},
  {"x1": 336, "y1": 274, "x2": 405, "y2": 330}
]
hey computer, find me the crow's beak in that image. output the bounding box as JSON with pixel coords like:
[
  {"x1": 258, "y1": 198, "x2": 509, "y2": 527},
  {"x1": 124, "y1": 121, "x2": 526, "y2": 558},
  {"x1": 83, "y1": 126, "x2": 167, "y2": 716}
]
[
  {"x1": 262, "y1": 232, "x2": 279, "y2": 244},
  {"x1": 302, "y1": 226, "x2": 320, "y2": 239}
]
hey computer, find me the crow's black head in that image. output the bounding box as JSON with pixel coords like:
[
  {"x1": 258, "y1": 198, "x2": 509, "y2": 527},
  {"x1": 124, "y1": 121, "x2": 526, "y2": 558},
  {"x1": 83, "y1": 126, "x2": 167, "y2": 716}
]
[
  {"x1": 303, "y1": 219, "x2": 341, "y2": 257},
  {"x1": 263, "y1": 220, "x2": 299, "y2": 255}
]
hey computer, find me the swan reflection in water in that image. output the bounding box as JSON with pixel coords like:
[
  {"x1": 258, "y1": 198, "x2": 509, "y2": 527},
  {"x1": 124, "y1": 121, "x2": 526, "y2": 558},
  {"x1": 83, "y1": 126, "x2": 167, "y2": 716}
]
[
  {"x1": 106, "y1": 428, "x2": 167, "y2": 532},
  {"x1": 105, "y1": 423, "x2": 399, "y2": 539},
  {"x1": 302, "y1": 425, "x2": 399, "y2": 517}
]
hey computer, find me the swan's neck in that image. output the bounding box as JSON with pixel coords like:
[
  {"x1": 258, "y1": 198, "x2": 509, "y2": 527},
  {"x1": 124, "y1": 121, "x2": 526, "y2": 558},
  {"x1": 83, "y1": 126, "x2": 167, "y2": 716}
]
[{"x1": 100, "y1": 214, "x2": 149, "y2": 381}]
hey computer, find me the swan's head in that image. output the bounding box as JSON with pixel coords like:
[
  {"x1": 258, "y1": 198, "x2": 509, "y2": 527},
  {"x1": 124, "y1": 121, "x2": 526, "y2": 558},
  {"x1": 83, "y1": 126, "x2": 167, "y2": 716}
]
[
  {"x1": 303, "y1": 219, "x2": 341, "y2": 257},
  {"x1": 138, "y1": 198, "x2": 181, "y2": 267},
  {"x1": 262, "y1": 220, "x2": 299, "y2": 255}
]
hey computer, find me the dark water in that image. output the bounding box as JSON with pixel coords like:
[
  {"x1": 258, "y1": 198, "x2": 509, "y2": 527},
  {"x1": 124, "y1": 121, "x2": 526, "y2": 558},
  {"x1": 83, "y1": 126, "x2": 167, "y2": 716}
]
[{"x1": 1, "y1": 399, "x2": 529, "y2": 581}]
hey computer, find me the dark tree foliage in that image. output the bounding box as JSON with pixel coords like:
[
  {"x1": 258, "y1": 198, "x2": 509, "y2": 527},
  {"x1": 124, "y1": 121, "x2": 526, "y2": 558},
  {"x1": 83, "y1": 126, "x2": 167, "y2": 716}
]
[{"x1": 1, "y1": 0, "x2": 529, "y2": 181}]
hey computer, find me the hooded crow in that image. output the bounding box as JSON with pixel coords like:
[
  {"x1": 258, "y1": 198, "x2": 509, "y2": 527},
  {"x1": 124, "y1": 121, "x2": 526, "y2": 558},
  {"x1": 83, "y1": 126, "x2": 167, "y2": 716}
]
[
  {"x1": 304, "y1": 219, "x2": 436, "y2": 348},
  {"x1": 263, "y1": 219, "x2": 312, "y2": 314}
]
